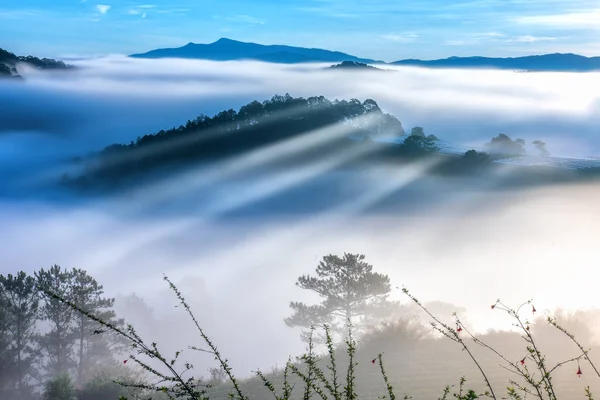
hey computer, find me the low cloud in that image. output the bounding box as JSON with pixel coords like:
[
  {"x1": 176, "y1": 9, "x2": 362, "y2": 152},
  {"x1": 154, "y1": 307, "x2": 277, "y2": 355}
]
[
  {"x1": 509, "y1": 35, "x2": 557, "y2": 43},
  {"x1": 513, "y1": 9, "x2": 600, "y2": 29},
  {"x1": 95, "y1": 4, "x2": 111, "y2": 14},
  {"x1": 381, "y1": 33, "x2": 419, "y2": 43},
  {"x1": 224, "y1": 14, "x2": 265, "y2": 25}
]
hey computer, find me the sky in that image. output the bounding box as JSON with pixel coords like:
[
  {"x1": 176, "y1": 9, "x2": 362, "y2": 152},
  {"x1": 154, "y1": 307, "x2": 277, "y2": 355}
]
[{"x1": 1, "y1": 0, "x2": 600, "y2": 61}]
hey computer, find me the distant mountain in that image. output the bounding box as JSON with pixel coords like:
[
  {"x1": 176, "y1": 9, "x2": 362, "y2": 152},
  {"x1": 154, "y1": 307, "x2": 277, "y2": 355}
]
[
  {"x1": 130, "y1": 38, "x2": 382, "y2": 64},
  {"x1": 391, "y1": 53, "x2": 600, "y2": 72},
  {"x1": 130, "y1": 39, "x2": 600, "y2": 71},
  {"x1": 0, "y1": 47, "x2": 73, "y2": 79},
  {"x1": 327, "y1": 61, "x2": 385, "y2": 71}
]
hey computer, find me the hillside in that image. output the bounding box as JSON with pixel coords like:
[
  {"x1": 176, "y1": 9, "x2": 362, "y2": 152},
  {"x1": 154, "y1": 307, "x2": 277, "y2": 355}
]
[
  {"x1": 391, "y1": 53, "x2": 600, "y2": 72},
  {"x1": 130, "y1": 38, "x2": 383, "y2": 64},
  {"x1": 62, "y1": 94, "x2": 406, "y2": 191},
  {"x1": 0, "y1": 47, "x2": 73, "y2": 78},
  {"x1": 60, "y1": 94, "x2": 600, "y2": 194}
]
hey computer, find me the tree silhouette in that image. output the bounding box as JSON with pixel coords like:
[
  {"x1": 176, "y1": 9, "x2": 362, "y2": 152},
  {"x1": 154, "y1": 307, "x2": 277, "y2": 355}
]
[
  {"x1": 486, "y1": 134, "x2": 526, "y2": 155},
  {"x1": 285, "y1": 253, "x2": 391, "y2": 341},
  {"x1": 410, "y1": 126, "x2": 425, "y2": 137},
  {"x1": 35, "y1": 265, "x2": 78, "y2": 379},
  {"x1": 532, "y1": 140, "x2": 549, "y2": 156},
  {"x1": 0, "y1": 272, "x2": 40, "y2": 399},
  {"x1": 70, "y1": 268, "x2": 125, "y2": 386}
]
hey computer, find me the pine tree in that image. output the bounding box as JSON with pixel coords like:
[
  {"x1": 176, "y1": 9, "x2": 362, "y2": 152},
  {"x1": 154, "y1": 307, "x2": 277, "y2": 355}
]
[
  {"x1": 35, "y1": 265, "x2": 78, "y2": 378},
  {"x1": 285, "y1": 253, "x2": 391, "y2": 341},
  {"x1": 0, "y1": 272, "x2": 40, "y2": 399},
  {"x1": 70, "y1": 268, "x2": 125, "y2": 385},
  {"x1": 0, "y1": 286, "x2": 14, "y2": 398}
]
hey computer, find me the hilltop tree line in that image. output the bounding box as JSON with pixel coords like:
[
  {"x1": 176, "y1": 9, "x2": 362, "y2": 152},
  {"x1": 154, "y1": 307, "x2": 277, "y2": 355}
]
[
  {"x1": 65, "y1": 94, "x2": 408, "y2": 189},
  {"x1": 0, "y1": 47, "x2": 72, "y2": 78},
  {"x1": 61, "y1": 93, "x2": 555, "y2": 192},
  {"x1": 0, "y1": 266, "x2": 126, "y2": 400}
]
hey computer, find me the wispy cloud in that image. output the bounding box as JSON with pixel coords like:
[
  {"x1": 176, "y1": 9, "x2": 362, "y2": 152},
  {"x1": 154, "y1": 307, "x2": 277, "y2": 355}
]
[
  {"x1": 96, "y1": 4, "x2": 111, "y2": 15},
  {"x1": 381, "y1": 33, "x2": 419, "y2": 43},
  {"x1": 512, "y1": 9, "x2": 600, "y2": 29},
  {"x1": 508, "y1": 35, "x2": 558, "y2": 43},
  {"x1": 224, "y1": 14, "x2": 264, "y2": 25},
  {"x1": 156, "y1": 8, "x2": 190, "y2": 15},
  {"x1": 0, "y1": 9, "x2": 41, "y2": 19},
  {"x1": 446, "y1": 39, "x2": 467, "y2": 46},
  {"x1": 137, "y1": 4, "x2": 156, "y2": 9}
]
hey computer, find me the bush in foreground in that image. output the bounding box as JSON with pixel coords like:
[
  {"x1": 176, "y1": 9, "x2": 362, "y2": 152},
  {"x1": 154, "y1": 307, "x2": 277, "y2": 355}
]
[{"x1": 42, "y1": 277, "x2": 600, "y2": 400}]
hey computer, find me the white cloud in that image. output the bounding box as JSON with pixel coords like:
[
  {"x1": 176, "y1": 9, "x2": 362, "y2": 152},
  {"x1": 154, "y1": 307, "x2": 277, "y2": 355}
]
[
  {"x1": 381, "y1": 33, "x2": 419, "y2": 43},
  {"x1": 96, "y1": 4, "x2": 111, "y2": 14},
  {"x1": 137, "y1": 4, "x2": 156, "y2": 8},
  {"x1": 224, "y1": 14, "x2": 265, "y2": 25},
  {"x1": 509, "y1": 35, "x2": 558, "y2": 43},
  {"x1": 445, "y1": 39, "x2": 467, "y2": 45},
  {"x1": 513, "y1": 9, "x2": 600, "y2": 29}
]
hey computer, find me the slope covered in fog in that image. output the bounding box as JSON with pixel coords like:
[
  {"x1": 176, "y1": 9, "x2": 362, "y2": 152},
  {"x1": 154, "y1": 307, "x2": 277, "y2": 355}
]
[{"x1": 0, "y1": 47, "x2": 72, "y2": 78}]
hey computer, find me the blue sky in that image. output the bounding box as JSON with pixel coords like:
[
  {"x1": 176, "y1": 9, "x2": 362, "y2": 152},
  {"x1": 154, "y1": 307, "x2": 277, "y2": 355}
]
[{"x1": 1, "y1": 0, "x2": 599, "y2": 61}]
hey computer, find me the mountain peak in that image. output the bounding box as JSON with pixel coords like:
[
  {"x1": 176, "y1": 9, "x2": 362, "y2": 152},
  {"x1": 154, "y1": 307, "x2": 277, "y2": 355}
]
[{"x1": 213, "y1": 38, "x2": 239, "y2": 44}]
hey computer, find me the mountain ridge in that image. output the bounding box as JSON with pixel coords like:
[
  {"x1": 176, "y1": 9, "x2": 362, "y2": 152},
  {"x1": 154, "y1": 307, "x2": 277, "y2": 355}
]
[
  {"x1": 130, "y1": 37, "x2": 382, "y2": 64},
  {"x1": 130, "y1": 38, "x2": 600, "y2": 71}
]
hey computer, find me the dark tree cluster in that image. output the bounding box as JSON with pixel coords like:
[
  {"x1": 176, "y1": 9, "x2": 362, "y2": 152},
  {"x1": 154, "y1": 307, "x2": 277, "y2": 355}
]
[
  {"x1": 0, "y1": 47, "x2": 72, "y2": 78},
  {"x1": 0, "y1": 267, "x2": 126, "y2": 400},
  {"x1": 485, "y1": 133, "x2": 526, "y2": 156},
  {"x1": 327, "y1": 61, "x2": 384, "y2": 71},
  {"x1": 65, "y1": 94, "x2": 406, "y2": 189}
]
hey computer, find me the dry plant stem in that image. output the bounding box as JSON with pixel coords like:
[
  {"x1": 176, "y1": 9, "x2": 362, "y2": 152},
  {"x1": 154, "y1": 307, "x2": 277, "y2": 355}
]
[
  {"x1": 497, "y1": 301, "x2": 556, "y2": 400},
  {"x1": 402, "y1": 288, "x2": 497, "y2": 400},
  {"x1": 163, "y1": 275, "x2": 247, "y2": 400},
  {"x1": 376, "y1": 354, "x2": 396, "y2": 400},
  {"x1": 548, "y1": 317, "x2": 600, "y2": 379},
  {"x1": 39, "y1": 286, "x2": 204, "y2": 399}
]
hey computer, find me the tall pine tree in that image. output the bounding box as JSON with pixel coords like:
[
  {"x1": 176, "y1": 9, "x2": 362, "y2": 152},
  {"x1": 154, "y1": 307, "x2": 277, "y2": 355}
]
[
  {"x1": 0, "y1": 284, "x2": 14, "y2": 398},
  {"x1": 70, "y1": 268, "x2": 125, "y2": 385},
  {"x1": 0, "y1": 272, "x2": 40, "y2": 399},
  {"x1": 285, "y1": 253, "x2": 391, "y2": 342},
  {"x1": 35, "y1": 265, "x2": 77, "y2": 379}
]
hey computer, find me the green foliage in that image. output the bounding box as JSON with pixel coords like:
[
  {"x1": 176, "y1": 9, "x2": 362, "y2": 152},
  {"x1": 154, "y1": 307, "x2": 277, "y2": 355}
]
[
  {"x1": 328, "y1": 61, "x2": 381, "y2": 71},
  {"x1": 486, "y1": 134, "x2": 526, "y2": 156},
  {"x1": 43, "y1": 373, "x2": 77, "y2": 400},
  {"x1": 285, "y1": 253, "x2": 392, "y2": 341},
  {"x1": 398, "y1": 134, "x2": 440, "y2": 156},
  {"x1": 76, "y1": 373, "x2": 130, "y2": 400},
  {"x1": 410, "y1": 127, "x2": 425, "y2": 137}
]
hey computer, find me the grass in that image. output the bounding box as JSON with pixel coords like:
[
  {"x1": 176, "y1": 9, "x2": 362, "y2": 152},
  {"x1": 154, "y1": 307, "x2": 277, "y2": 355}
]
[{"x1": 41, "y1": 276, "x2": 600, "y2": 400}]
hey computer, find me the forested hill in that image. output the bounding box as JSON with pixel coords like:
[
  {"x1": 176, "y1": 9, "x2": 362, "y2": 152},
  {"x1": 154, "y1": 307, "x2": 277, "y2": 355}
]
[
  {"x1": 64, "y1": 95, "x2": 406, "y2": 190},
  {"x1": 0, "y1": 47, "x2": 73, "y2": 78}
]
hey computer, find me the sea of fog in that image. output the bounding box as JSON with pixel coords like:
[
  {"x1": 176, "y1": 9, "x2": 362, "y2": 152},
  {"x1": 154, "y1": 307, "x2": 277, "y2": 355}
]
[{"x1": 2, "y1": 57, "x2": 600, "y2": 376}]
